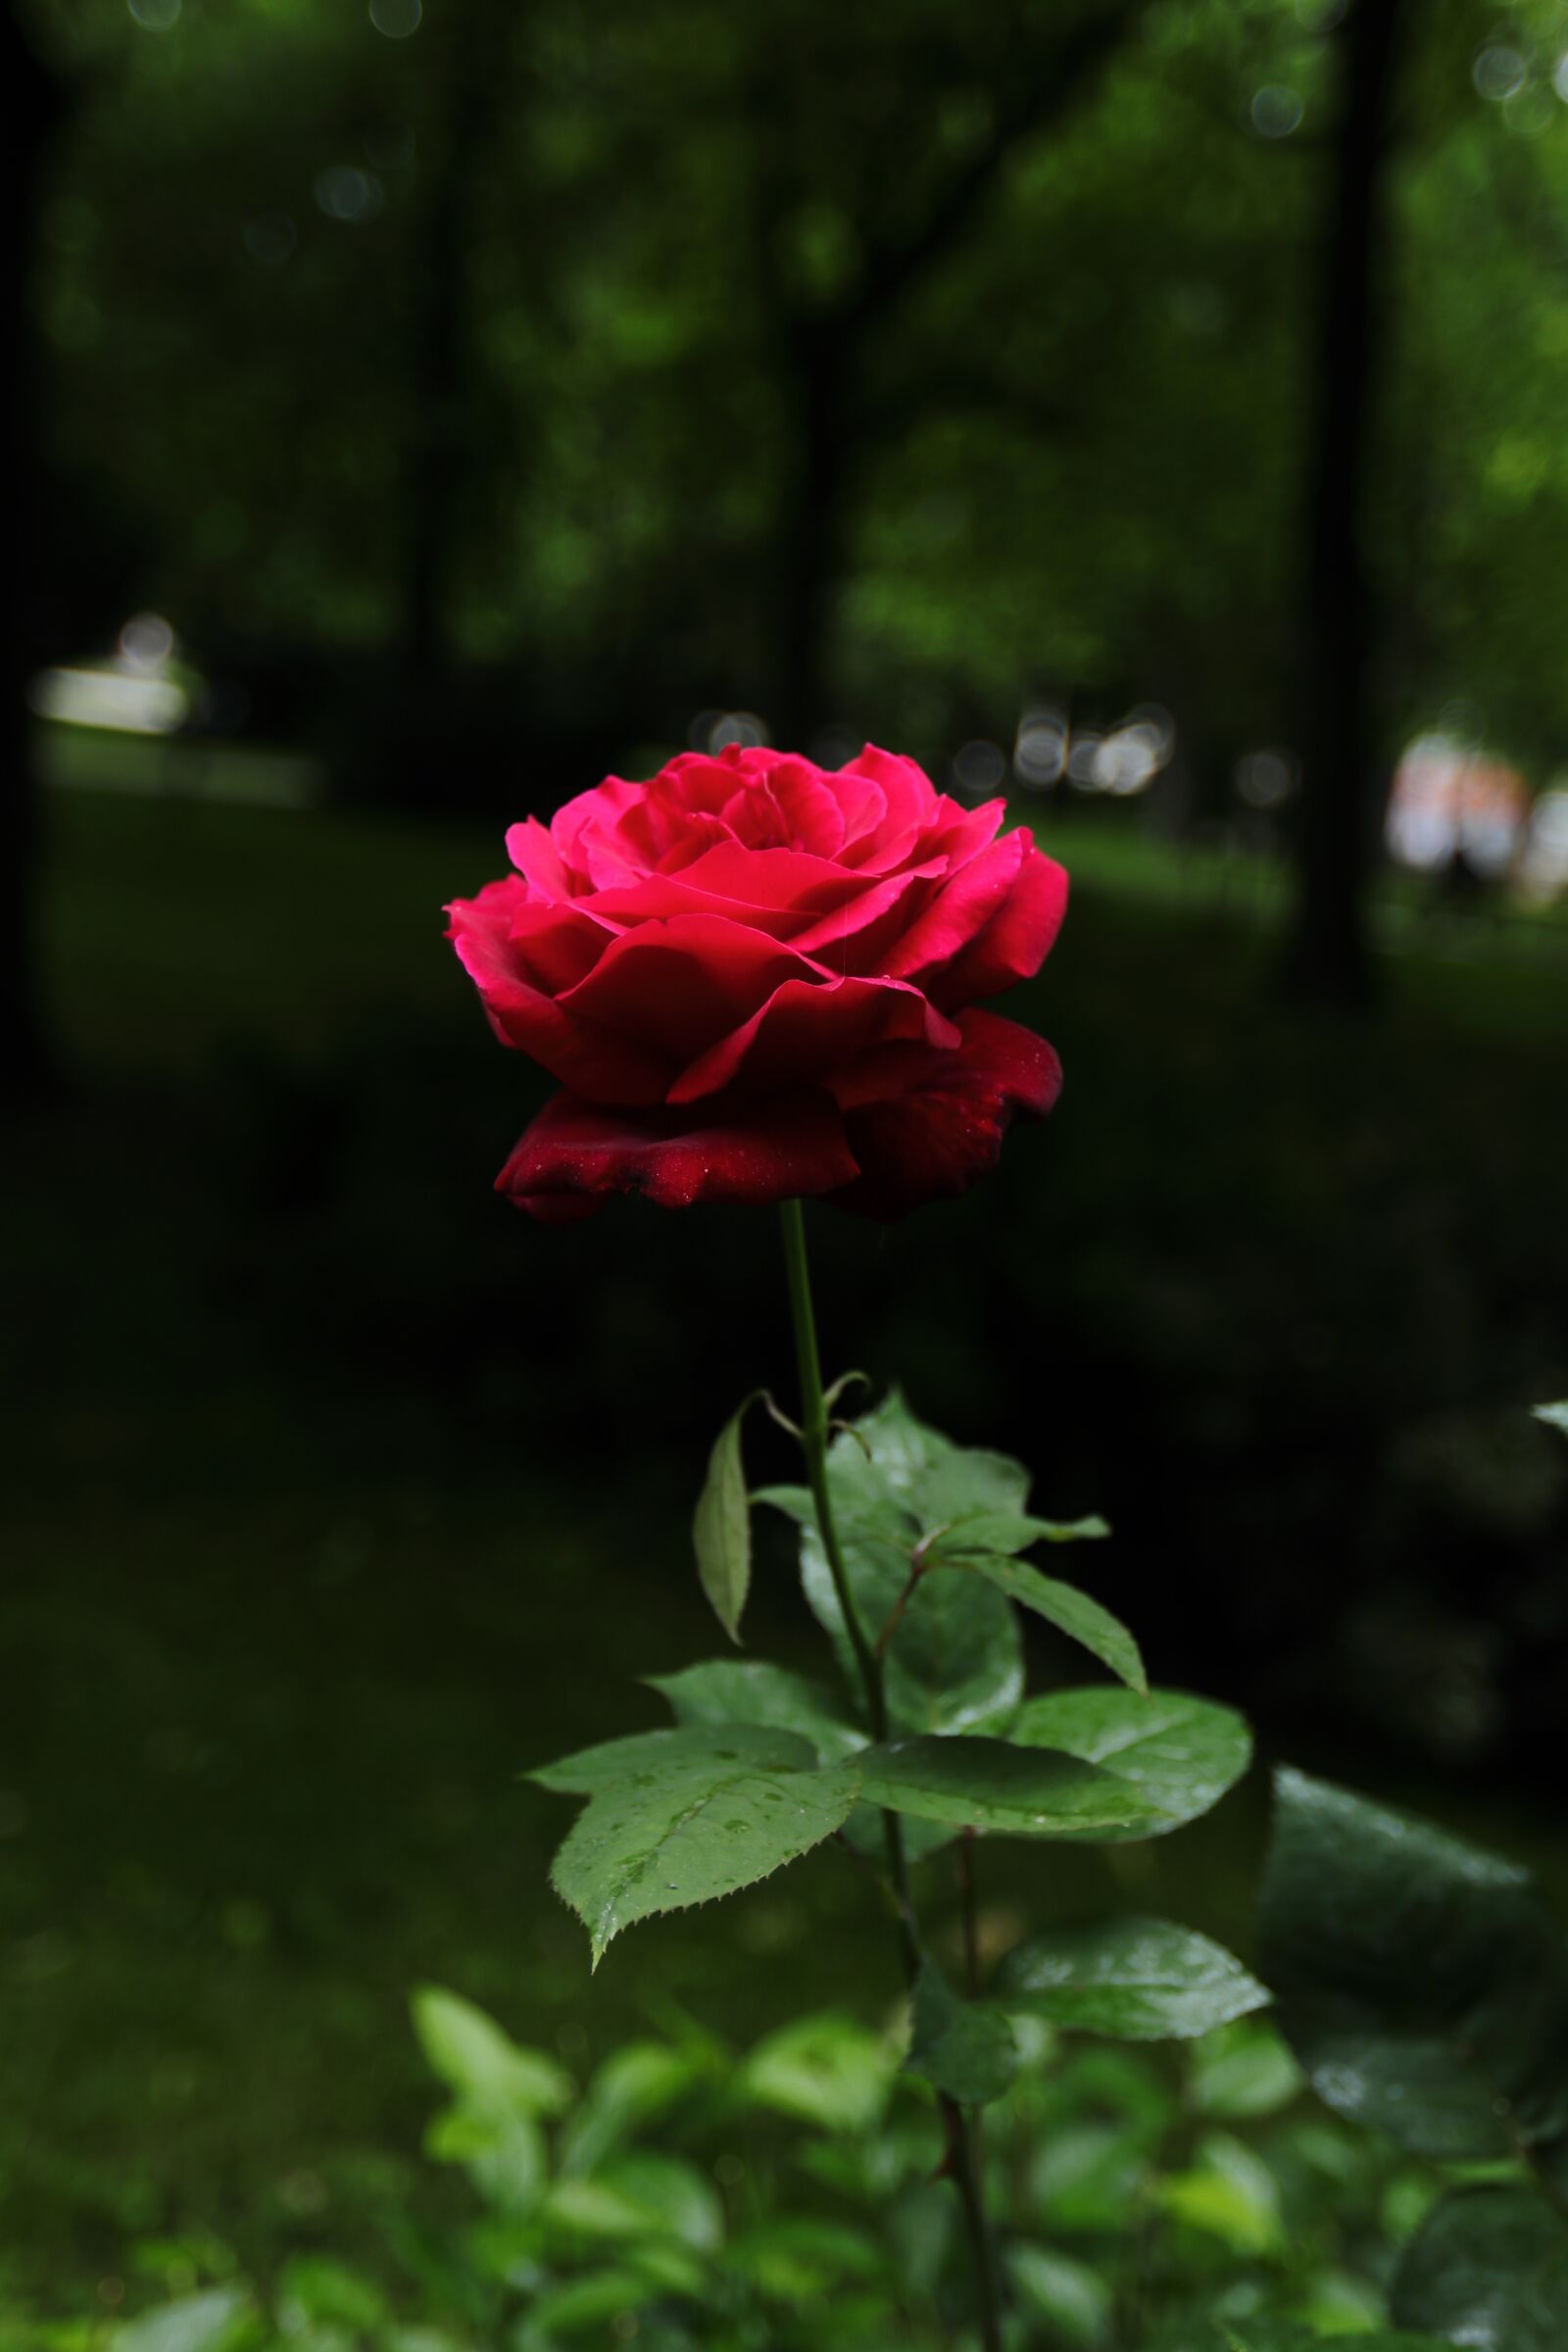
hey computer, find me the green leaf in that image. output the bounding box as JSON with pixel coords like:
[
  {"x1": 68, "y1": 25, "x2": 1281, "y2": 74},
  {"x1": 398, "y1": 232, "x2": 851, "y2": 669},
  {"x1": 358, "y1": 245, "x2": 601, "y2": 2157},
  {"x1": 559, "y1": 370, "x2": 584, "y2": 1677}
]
[
  {"x1": 1259, "y1": 1769, "x2": 1568, "y2": 2160},
  {"x1": 1005, "y1": 2245, "x2": 1113, "y2": 2348},
  {"x1": 806, "y1": 1519, "x2": 1024, "y2": 1734},
  {"x1": 938, "y1": 1509, "x2": 1109, "y2": 1550},
  {"x1": 1393, "y1": 2185, "x2": 1568, "y2": 2350},
  {"x1": 769, "y1": 1396, "x2": 1034, "y2": 1733},
  {"x1": 1534, "y1": 1401, "x2": 1568, "y2": 1437},
  {"x1": 1188, "y1": 2019, "x2": 1303, "y2": 2119},
  {"x1": 839, "y1": 1799, "x2": 959, "y2": 1867},
  {"x1": 857, "y1": 1736, "x2": 1167, "y2": 1837},
  {"x1": 558, "y1": 2039, "x2": 705, "y2": 2178},
  {"x1": 276, "y1": 2258, "x2": 386, "y2": 2332},
  {"x1": 544, "y1": 2151, "x2": 723, "y2": 2254},
  {"x1": 849, "y1": 1391, "x2": 1026, "y2": 1510},
  {"x1": 905, "y1": 1960, "x2": 1018, "y2": 2105},
  {"x1": 422, "y1": 2101, "x2": 547, "y2": 2212},
  {"x1": 998, "y1": 1917, "x2": 1268, "y2": 2039},
  {"x1": 411, "y1": 1987, "x2": 572, "y2": 2117},
  {"x1": 933, "y1": 1554, "x2": 1146, "y2": 1693},
  {"x1": 827, "y1": 1392, "x2": 1033, "y2": 1533},
  {"x1": 739, "y1": 2012, "x2": 894, "y2": 2132},
  {"x1": 752, "y1": 1483, "x2": 816, "y2": 1527},
  {"x1": 693, "y1": 1394, "x2": 759, "y2": 1642},
  {"x1": 648, "y1": 1659, "x2": 861, "y2": 1762},
  {"x1": 114, "y1": 2293, "x2": 253, "y2": 2352},
  {"x1": 516, "y1": 2269, "x2": 662, "y2": 2342},
  {"x1": 1006, "y1": 1687, "x2": 1252, "y2": 1841},
  {"x1": 1155, "y1": 2131, "x2": 1284, "y2": 2255},
  {"x1": 531, "y1": 1722, "x2": 812, "y2": 1794},
  {"x1": 1219, "y1": 2327, "x2": 1448, "y2": 2352},
  {"x1": 912, "y1": 1444, "x2": 1034, "y2": 1524},
  {"x1": 724, "y1": 2216, "x2": 884, "y2": 2300},
  {"x1": 547, "y1": 1733, "x2": 859, "y2": 1964}
]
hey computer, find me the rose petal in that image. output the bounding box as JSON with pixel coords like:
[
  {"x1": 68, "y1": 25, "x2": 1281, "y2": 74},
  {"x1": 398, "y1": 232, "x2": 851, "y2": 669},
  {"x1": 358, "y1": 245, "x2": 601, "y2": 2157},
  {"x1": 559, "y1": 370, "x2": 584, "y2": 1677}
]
[
  {"x1": 667, "y1": 973, "x2": 960, "y2": 1104},
  {"x1": 581, "y1": 855, "x2": 873, "y2": 947},
  {"x1": 504, "y1": 816, "x2": 572, "y2": 903},
  {"x1": 496, "y1": 1087, "x2": 858, "y2": 1219},
  {"x1": 929, "y1": 840, "x2": 1069, "y2": 1011},
  {"x1": 505, "y1": 900, "x2": 614, "y2": 994},
  {"x1": 879, "y1": 829, "x2": 1026, "y2": 989},
  {"x1": 446, "y1": 884, "x2": 670, "y2": 1102},
  {"x1": 826, "y1": 1007, "x2": 1062, "y2": 1220},
  {"x1": 555, "y1": 913, "x2": 822, "y2": 1062},
  {"x1": 764, "y1": 756, "x2": 848, "y2": 857},
  {"x1": 836, "y1": 745, "x2": 935, "y2": 868}
]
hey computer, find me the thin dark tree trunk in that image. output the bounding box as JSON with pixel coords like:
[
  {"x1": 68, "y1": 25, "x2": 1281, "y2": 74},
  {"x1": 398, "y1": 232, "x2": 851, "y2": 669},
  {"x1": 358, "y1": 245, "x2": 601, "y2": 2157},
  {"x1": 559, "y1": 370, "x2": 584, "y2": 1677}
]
[
  {"x1": 772, "y1": 347, "x2": 846, "y2": 748},
  {"x1": 758, "y1": 3, "x2": 1144, "y2": 748},
  {"x1": 404, "y1": 6, "x2": 514, "y2": 676},
  {"x1": 1282, "y1": 0, "x2": 1406, "y2": 1009},
  {"x1": 3, "y1": 4, "x2": 66, "y2": 1101}
]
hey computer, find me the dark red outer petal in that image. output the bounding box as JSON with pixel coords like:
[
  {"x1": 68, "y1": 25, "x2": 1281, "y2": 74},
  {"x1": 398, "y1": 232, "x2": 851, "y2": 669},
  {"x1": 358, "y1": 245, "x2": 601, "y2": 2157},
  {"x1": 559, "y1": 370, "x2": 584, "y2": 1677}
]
[
  {"x1": 825, "y1": 1008, "x2": 1062, "y2": 1221},
  {"x1": 496, "y1": 1087, "x2": 859, "y2": 1220}
]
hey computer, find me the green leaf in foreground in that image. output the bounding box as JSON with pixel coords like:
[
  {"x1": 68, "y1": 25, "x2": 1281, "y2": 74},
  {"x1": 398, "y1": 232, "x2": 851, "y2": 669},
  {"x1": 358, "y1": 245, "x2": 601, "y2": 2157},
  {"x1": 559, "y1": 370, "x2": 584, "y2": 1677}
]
[
  {"x1": 1393, "y1": 2185, "x2": 1568, "y2": 2350},
  {"x1": 938, "y1": 1509, "x2": 1109, "y2": 1550},
  {"x1": 648, "y1": 1659, "x2": 861, "y2": 1762},
  {"x1": 906, "y1": 1961, "x2": 1018, "y2": 2106},
  {"x1": 532, "y1": 1723, "x2": 814, "y2": 1794},
  {"x1": 997, "y1": 1917, "x2": 1268, "y2": 2040},
  {"x1": 933, "y1": 1553, "x2": 1146, "y2": 1693},
  {"x1": 693, "y1": 1394, "x2": 759, "y2": 1642},
  {"x1": 1006, "y1": 1687, "x2": 1252, "y2": 1841},
  {"x1": 857, "y1": 1736, "x2": 1168, "y2": 1837},
  {"x1": 764, "y1": 1395, "x2": 1033, "y2": 1733},
  {"x1": 1260, "y1": 1768, "x2": 1568, "y2": 2160},
  {"x1": 1534, "y1": 1401, "x2": 1568, "y2": 1437},
  {"x1": 792, "y1": 1495, "x2": 1024, "y2": 1737},
  {"x1": 546, "y1": 1731, "x2": 859, "y2": 1965}
]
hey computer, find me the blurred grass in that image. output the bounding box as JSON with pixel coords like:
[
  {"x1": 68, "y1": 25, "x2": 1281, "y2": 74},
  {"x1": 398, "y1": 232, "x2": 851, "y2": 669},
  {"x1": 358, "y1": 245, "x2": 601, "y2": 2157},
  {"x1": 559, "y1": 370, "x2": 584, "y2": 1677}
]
[{"x1": 5, "y1": 757, "x2": 1567, "y2": 2302}]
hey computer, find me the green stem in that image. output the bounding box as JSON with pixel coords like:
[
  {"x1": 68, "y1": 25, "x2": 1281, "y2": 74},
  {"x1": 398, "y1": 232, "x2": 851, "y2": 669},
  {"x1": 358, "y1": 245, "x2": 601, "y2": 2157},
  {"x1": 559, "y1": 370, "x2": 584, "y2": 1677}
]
[{"x1": 778, "y1": 1196, "x2": 1004, "y2": 2352}]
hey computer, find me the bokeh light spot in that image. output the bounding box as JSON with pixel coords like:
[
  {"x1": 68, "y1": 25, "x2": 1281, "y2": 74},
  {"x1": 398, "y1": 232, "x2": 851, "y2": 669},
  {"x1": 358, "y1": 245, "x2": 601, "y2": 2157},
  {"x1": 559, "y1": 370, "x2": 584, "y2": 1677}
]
[
  {"x1": 952, "y1": 740, "x2": 1005, "y2": 798},
  {"x1": 1474, "y1": 45, "x2": 1527, "y2": 101},
  {"x1": 244, "y1": 212, "x2": 296, "y2": 268},
  {"x1": 127, "y1": 0, "x2": 179, "y2": 27},
  {"x1": 369, "y1": 0, "x2": 422, "y2": 36},
  {"x1": 1251, "y1": 85, "x2": 1303, "y2": 139},
  {"x1": 315, "y1": 168, "x2": 384, "y2": 225}
]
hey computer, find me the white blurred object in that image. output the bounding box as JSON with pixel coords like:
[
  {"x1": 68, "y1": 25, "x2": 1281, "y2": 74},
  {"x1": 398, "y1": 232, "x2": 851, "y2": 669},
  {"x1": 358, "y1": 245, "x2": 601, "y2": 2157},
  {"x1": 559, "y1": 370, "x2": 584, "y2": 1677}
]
[
  {"x1": 1517, "y1": 786, "x2": 1568, "y2": 904},
  {"x1": 31, "y1": 612, "x2": 188, "y2": 735},
  {"x1": 1385, "y1": 734, "x2": 1528, "y2": 877},
  {"x1": 31, "y1": 668, "x2": 188, "y2": 735}
]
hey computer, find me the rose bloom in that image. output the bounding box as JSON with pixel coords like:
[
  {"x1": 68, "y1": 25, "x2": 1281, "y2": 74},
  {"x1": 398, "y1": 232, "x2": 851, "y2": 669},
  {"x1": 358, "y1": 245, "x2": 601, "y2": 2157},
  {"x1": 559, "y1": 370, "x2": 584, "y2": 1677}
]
[{"x1": 447, "y1": 744, "x2": 1066, "y2": 1222}]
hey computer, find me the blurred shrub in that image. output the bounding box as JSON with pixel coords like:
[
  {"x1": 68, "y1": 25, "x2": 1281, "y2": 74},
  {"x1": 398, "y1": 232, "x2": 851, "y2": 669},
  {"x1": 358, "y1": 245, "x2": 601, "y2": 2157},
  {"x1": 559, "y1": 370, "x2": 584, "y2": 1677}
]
[{"x1": 3, "y1": 1991, "x2": 1443, "y2": 2351}]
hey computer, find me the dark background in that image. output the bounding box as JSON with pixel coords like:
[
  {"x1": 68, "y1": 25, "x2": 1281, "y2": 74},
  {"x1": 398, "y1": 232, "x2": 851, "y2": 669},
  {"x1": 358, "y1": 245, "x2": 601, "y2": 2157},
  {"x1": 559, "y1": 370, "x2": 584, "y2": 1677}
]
[{"x1": 4, "y1": 0, "x2": 1567, "y2": 2302}]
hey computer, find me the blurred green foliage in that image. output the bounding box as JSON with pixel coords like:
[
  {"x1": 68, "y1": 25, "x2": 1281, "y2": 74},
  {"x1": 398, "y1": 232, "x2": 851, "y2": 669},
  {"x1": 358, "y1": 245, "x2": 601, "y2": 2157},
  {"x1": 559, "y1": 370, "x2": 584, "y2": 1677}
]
[
  {"x1": 0, "y1": 1991, "x2": 1458, "y2": 2347},
  {"x1": 23, "y1": 0, "x2": 1568, "y2": 780}
]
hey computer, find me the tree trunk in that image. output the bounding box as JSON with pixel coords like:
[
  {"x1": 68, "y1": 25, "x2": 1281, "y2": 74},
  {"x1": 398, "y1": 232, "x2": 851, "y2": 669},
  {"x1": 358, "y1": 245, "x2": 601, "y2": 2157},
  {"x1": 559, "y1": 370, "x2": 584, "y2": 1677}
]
[
  {"x1": 771, "y1": 346, "x2": 846, "y2": 748},
  {"x1": 403, "y1": 4, "x2": 514, "y2": 677},
  {"x1": 1282, "y1": 0, "x2": 1406, "y2": 1009},
  {"x1": 2, "y1": 5, "x2": 65, "y2": 1101},
  {"x1": 756, "y1": 6, "x2": 1146, "y2": 757}
]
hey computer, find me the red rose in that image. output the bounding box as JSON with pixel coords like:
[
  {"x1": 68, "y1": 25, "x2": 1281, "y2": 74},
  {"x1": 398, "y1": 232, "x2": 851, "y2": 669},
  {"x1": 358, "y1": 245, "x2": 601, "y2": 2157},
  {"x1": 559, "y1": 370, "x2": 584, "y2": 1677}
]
[{"x1": 446, "y1": 744, "x2": 1066, "y2": 1222}]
